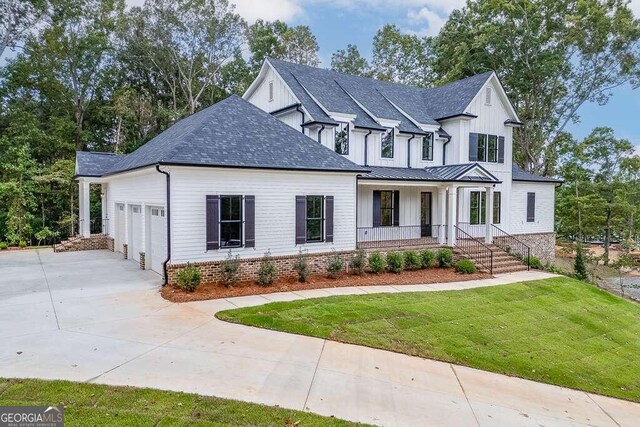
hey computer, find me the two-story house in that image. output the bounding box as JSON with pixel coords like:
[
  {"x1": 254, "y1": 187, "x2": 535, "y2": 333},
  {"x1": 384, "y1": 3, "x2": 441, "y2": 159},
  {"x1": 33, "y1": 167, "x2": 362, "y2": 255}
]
[{"x1": 71, "y1": 59, "x2": 560, "y2": 284}]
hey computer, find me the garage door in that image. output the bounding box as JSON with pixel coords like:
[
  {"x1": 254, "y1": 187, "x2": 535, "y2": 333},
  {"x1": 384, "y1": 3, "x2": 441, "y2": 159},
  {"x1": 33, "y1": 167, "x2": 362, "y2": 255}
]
[
  {"x1": 115, "y1": 203, "x2": 125, "y2": 253},
  {"x1": 129, "y1": 205, "x2": 142, "y2": 262},
  {"x1": 148, "y1": 207, "x2": 166, "y2": 275}
]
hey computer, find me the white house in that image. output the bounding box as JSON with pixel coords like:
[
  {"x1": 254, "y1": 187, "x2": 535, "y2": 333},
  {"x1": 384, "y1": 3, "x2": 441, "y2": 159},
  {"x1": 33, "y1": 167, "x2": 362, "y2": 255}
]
[{"x1": 72, "y1": 59, "x2": 561, "y2": 284}]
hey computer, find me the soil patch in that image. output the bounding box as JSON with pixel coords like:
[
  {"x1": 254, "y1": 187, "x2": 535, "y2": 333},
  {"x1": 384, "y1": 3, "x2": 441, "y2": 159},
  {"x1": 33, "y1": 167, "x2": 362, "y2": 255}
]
[{"x1": 161, "y1": 268, "x2": 491, "y2": 302}]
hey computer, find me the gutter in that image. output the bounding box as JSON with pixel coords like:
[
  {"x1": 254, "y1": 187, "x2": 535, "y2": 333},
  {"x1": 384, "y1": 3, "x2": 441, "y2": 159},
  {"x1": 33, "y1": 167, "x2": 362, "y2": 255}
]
[
  {"x1": 317, "y1": 124, "x2": 325, "y2": 144},
  {"x1": 363, "y1": 130, "x2": 372, "y2": 167},
  {"x1": 442, "y1": 135, "x2": 451, "y2": 165},
  {"x1": 295, "y1": 105, "x2": 305, "y2": 134},
  {"x1": 155, "y1": 165, "x2": 171, "y2": 286},
  {"x1": 407, "y1": 134, "x2": 416, "y2": 168}
]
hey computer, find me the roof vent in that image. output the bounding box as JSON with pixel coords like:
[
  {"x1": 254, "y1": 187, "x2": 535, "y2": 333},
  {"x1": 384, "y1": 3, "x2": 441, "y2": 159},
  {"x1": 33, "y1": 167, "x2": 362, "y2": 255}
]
[{"x1": 485, "y1": 87, "x2": 492, "y2": 105}]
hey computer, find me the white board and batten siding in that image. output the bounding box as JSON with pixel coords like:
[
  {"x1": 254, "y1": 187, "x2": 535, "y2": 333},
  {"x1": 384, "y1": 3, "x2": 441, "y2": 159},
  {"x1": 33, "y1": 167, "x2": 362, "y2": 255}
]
[
  {"x1": 509, "y1": 181, "x2": 556, "y2": 235},
  {"x1": 170, "y1": 166, "x2": 358, "y2": 263},
  {"x1": 245, "y1": 66, "x2": 298, "y2": 115}
]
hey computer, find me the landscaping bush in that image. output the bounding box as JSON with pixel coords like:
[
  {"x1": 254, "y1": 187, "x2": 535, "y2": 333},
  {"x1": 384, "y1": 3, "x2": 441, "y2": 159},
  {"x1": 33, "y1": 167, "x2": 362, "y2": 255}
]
[
  {"x1": 420, "y1": 249, "x2": 436, "y2": 268},
  {"x1": 368, "y1": 252, "x2": 386, "y2": 274},
  {"x1": 455, "y1": 259, "x2": 477, "y2": 274},
  {"x1": 0, "y1": 242, "x2": 7, "y2": 250},
  {"x1": 34, "y1": 227, "x2": 59, "y2": 246},
  {"x1": 528, "y1": 256, "x2": 543, "y2": 270},
  {"x1": 403, "y1": 250, "x2": 421, "y2": 270},
  {"x1": 176, "y1": 263, "x2": 201, "y2": 292},
  {"x1": 574, "y1": 244, "x2": 588, "y2": 281},
  {"x1": 326, "y1": 251, "x2": 345, "y2": 279},
  {"x1": 349, "y1": 249, "x2": 367, "y2": 275},
  {"x1": 18, "y1": 241, "x2": 27, "y2": 249},
  {"x1": 293, "y1": 249, "x2": 310, "y2": 282},
  {"x1": 386, "y1": 251, "x2": 404, "y2": 274},
  {"x1": 220, "y1": 251, "x2": 241, "y2": 287},
  {"x1": 436, "y1": 248, "x2": 453, "y2": 267},
  {"x1": 257, "y1": 251, "x2": 278, "y2": 286}
]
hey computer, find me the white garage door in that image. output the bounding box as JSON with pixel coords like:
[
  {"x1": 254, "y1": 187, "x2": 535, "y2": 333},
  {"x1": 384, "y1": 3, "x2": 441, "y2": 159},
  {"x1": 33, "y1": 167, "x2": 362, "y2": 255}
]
[
  {"x1": 148, "y1": 207, "x2": 166, "y2": 275},
  {"x1": 115, "y1": 203, "x2": 125, "y2": 253},
  {"x1": 129, "y1": 205, "x2": 142, "y2": 262}
]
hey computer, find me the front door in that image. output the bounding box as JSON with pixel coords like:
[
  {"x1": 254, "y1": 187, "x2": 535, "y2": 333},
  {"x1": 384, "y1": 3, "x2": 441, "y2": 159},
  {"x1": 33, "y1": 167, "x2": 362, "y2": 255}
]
[{"x1": 421, "y1": 192, "x2": 432, "y2": 237}]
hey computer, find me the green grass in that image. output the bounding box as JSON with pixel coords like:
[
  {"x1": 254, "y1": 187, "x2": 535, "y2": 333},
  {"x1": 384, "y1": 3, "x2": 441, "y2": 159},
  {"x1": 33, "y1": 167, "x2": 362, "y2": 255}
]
[
  {"x1": 218, "y1": 277, "x2": 640, "y2": 403},
  {"x1": 0, "y1": 378, "x2": 367, "y2": 426}
]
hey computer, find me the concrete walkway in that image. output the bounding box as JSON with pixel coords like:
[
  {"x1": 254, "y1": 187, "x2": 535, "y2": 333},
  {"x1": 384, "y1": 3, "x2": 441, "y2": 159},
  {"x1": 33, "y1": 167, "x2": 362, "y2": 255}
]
[{"x1": 0, "y1": 249, "x2": 638, "y2": 426}]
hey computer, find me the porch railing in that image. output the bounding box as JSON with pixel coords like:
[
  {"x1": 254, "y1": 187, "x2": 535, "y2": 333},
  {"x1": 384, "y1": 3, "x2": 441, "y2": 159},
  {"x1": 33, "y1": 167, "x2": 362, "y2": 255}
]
[
  {"x1": 356, "y1": 225, "x2": 443, "y2": 249},
  {"x1": 454, "y1": 225, "x2": 494, "y2": 274},
  {"x1": 492, "y1": 224, "x2": 530, "y2": 270}
]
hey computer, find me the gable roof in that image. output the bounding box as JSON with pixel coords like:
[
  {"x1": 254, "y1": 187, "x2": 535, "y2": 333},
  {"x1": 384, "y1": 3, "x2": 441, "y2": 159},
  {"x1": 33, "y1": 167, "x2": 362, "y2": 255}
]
[
  {"x1": 76, "y1": 152, "x2": 126, "y2": 177},
  {"x1": 78, "y1": 95, "x2": 367, "y2": 178},
  {"x1": 361, "y1": 163, "x2": 500, "y2": 184},
  {"x1": 512, "y1": 165, "x2": 564, "y2": 183},
  {"x1": 264, "y1": 58, "x2": 499, "y2": 130}
]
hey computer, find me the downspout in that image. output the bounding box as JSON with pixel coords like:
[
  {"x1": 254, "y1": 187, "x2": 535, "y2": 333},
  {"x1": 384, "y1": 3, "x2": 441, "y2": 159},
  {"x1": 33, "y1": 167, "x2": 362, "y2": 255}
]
[
  {"x1": 296, "y1": 105, "x2": 305, "y2": 135},
  {"x1": 317, "y1": 124, "x2": 325, "y2": 144},
  {"x1": 442, "y1": 136, "x2": 451, "y2": 166},
  {"x1": 155, "y1": 164, "x2": 171, "y2": 286},
  {"x1": 363, "y1": 130, "x2": 372, "y2": 166},
  {"x1": 407, "y1": 134, "x2": 416, "y2": 168}
]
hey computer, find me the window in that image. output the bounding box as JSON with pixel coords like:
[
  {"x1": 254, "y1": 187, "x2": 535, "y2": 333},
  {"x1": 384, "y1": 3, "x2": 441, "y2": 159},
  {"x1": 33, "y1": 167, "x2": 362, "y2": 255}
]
[
  {"x1": 220, "y1": 195, "x2": 243, "y2": 248},
  {"x1": 488, "y1": 135, "x2": 498, "y2": 163},
  {"x1": 477, "y1": 134, "x2": 487, "y2": 162},
  {"x1": 268, "y1": 81, "x2": 274, "y2": 102},
  {"x1": 151, "y1": 208, "x2": 159, "y2": 216},
  {"x1": 132, "y1": 206, "x2": 140, "y2": 214},
  {"x1": 493, "y1": 192, "x2": 501, "y2": 224},
  {"x1": 380, "y1": 190, "x2": 394, "y2": 226},
  {"x1": 485, "y1": 87, "x2": 492, "y2": 105},
  {"x1": 381, "y1": 129, "x2": 394, "y2": 158},
  {"x1": 470, "y1": 133, "x2": 503, "y2": 163},
  {"x1": 527, "y1": 192, "x2": 536, "y2": 222},
  {"x1": 306, "y1": 195, "x2": 324, "y2": 242},
  {"x1": 422, "y1": 133, "x2": 434, "y2": 161},
  {"x1": 470, "y1": 191, "x2": 487, "y2": 225},
  {"x1": 335, "y1": 123, "x2": 349, "y2": 155},
  {"x1": 160, "y1": 209, "x2": 165, "y2": 217}
]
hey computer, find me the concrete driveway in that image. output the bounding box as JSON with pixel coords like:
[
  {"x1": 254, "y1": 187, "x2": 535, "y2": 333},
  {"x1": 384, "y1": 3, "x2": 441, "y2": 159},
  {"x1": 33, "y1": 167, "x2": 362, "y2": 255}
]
[{"x1": 1, "y1": 249, "x2": 639, "y2": 427}]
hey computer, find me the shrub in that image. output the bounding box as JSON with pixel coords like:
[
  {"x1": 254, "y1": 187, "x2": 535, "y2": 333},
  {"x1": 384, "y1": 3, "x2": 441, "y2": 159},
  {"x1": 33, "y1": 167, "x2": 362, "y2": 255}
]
[
  {"x1": 436, "y1": 248, "x2": 453, "y2": 267},
  {"x1": 349, "y1": 249, "x2": 367, "y2": 275},
  {"x1": 574, "y1": 244, "x2": 588, "y2": 281},
  {"x1": 293, "y1": 249, "x2": 310, "y2": 282},
  {"x1": 528, "y1": 256, "x2": 543, "y2": 270},
  {"x1": 176, "y1": 263, "x2": 201, "y2": 292},
  {"x1": 18, "y1": 241, "x2": 27, "y2": 249},
  {"x1": 386, "y1": 251, "x2": 404, "y2": 274},
  {"x1": 257, "y1": 251, "x2": 278, "y2": 286},
  {"x1": 0, "y1": 242, "x2": 7, "y2": 250},
  {"x1": 34, "y1": 227, "x2": 59, "y2": 246},
  {"x1": 420, "y1": 249, "x2": 436, "y2": 268},
  {"x1": 220, "y1": 250, "x2": 241, "y2": 287},
  {"x1": 368, "y1": 252, "x2": 386, "y2": 274},
  {"x1": 455, "y1": 259, "x2": 477, "y2": 274},
  {"x1": 326, "y1": 251, "x2": 345, "y2": 279},
  {"x1": 403, "y1": 250, "x2": 421, "y2": 270}
]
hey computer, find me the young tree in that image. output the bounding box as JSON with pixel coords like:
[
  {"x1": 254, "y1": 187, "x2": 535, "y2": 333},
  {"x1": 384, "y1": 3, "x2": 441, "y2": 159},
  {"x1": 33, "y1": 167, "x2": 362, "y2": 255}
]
[
  {"x1": 331, "y1": 44, "x2": 371, "y2": 76},
  {"x1": 574, "y1": 243, "x2": 588, "y2": 281}
]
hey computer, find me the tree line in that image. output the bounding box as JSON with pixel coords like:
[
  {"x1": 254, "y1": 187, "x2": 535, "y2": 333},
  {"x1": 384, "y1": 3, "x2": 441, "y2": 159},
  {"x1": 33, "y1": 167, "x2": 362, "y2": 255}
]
[{"x1": 0, "y1": 0, "x2": 639, "y2": 252}]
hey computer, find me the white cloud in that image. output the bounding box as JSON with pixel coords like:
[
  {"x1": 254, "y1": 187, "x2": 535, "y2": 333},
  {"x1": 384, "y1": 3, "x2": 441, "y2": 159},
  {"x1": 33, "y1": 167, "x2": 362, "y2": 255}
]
[
  {"x1": 406, "y1": 7, "x2": 447, "y2": 36},
  {"x1": 634, "y1": 144, "x2": 640, "y2": 156},
  {"x1": 630, "y1": 0, "x2": 640, "y2": 17},
  {"x1": 230, "y1": 0, "x2": 302, "y2": 23}
]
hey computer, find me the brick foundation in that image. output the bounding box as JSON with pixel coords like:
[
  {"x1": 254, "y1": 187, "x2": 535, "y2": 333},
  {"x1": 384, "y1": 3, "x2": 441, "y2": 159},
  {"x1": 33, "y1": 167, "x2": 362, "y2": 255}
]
[
  {"x1": 123, "y1": 244, "x2": 128, "y2": 259},
  {"x1": 139, "y1": 252, "x2": 146, "y2": 270},
  {"x1": 54, "y1": 235, "x2": 113, "y2": 253},
  {"x1": 512, "y1": 232, "x2": 556, "y2": 264}
]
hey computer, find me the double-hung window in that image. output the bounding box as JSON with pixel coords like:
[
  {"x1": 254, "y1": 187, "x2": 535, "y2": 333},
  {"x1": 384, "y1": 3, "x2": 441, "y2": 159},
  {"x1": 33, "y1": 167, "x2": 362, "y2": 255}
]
[
  {"x1": 335, "y1": 123, "x2": 349, "y2": 155},
  {"x1": 470, "y1": 191, "x2": 487, "y2": 225},
  {"x1": 469, "y1": 133, "x2": 504, "y2": 163},
  {"x1": 422, "y1": 133, "x2": 434, "y2": 161},
  {"x1": 381, "y1": 129, "x2": 394, "y2": 158},
  {"x1": 380, "y1": 190, "x2": 394, "y2": 226},
  {"x1": 306, "y1": 195, "x2": 324, "y2": 242},
  {"x1": 220, "y1": 195, "x2": 243, "y2": 248},
  {"x1": 487, "y1": 135, "x2": 498, "y2": 162},
  {"x1": 493, "y1": 192, "x2": 501, "y2": 224},
  {"x1": 477, "y1": 134, "x2": 487, "y2": 162}
]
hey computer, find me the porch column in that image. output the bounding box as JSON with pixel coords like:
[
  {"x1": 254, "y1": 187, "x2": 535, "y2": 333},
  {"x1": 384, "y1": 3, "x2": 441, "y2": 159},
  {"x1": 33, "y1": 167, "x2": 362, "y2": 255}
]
[
  {"x1": 79, "y1": 179, "x2": 91, "y2": 237},
  {"x1": 101, "y1": 183, "x2": 108, "y2": 234},
  {"x1": 447, "y1": 186, "x2": 458, "y2": 246},
  {"x1": 438, "y1": 187, "x2": 447, "y2": 244},
  {"x1": 485, "y1": 186, "x2": 493, "y2": 244}
]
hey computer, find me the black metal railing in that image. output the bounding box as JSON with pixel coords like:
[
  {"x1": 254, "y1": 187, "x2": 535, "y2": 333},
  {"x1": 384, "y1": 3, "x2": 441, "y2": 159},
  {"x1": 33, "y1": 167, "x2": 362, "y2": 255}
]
[
  {"x1": 356, "y1": 224, "x2": 443, "y2": 249},
  {"x1": 454, "y1": 225, "x2": 494, "y2": 274},
  {"x1": 492, "y1": 224, "x2": 530, "y2": 270}
]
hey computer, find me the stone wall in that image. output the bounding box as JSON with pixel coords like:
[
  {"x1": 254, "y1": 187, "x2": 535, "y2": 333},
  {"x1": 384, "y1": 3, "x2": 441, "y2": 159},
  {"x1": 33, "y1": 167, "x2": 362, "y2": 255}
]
[
  {"x1": 54, "y1": 235, "x2": 113, "y2": 253},
  {"x1": 512, "y1": 232, "x2": 556, "y2": 264}
]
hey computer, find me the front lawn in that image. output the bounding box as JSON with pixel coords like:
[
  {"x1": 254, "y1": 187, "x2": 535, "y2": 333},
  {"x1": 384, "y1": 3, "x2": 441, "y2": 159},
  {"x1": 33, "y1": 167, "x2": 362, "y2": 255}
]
[
  {"x1": 0, "y1": 378, "x2": 367, "y2": 426},
  {"x1": 218, "y1": 277, "x2": 640, "y2": 403}
]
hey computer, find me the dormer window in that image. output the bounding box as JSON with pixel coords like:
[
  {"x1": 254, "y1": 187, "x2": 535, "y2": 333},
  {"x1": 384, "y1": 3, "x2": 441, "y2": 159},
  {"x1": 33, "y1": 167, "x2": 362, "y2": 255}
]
[
  {"x1": 268, "y1": 81, "x2": 274, "y2": 102},
  {"x1": 381, "y1": 129, "x2": 394, "y2": 158},
  {"x1": 485, "y1": 87, "x2": 492, "y2": 105},
  {"x1": 422, "y1": 133, "x2": 434, "y2": 161},
  {"x1": 335, "y1": 123, "x2": 349, "y2": 155}
]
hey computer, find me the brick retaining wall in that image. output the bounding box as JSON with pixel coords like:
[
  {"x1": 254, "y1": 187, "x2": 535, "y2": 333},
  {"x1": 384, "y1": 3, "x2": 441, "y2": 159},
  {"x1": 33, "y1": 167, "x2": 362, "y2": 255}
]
[{"x1": 54, "y1": 235, "x2": 113, "y2": 253}]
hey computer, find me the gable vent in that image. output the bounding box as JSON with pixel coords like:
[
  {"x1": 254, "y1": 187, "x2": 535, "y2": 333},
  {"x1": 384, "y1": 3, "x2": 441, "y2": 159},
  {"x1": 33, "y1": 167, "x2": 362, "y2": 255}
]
[
  {"x1": 268, "y1": 81, "x2": 274, "y2": 102},
  {"x1": 485, "y1": 87, "x2": 492, "y2": 105}
]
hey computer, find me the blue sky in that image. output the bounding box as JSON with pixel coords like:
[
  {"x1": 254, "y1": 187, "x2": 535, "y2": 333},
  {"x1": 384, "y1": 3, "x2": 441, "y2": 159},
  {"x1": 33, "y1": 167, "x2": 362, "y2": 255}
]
[{"x1": 229, "y1": 0, "x2": 640, "y2": 153}]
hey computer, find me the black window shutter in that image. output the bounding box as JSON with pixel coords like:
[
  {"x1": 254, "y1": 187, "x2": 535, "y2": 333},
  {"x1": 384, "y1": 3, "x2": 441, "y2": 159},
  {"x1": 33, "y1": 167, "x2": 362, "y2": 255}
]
[
  {"x1": 393, "y1": 190, "x2": 400, "y2": 226},
  {"x1": 372, "y1": 191, "x2": 381, "y2": 227},
  {"x1": 527, "y1": 192, "x2": 536, "y2": 222},
  {"x1": 295, "y1": 196, "x2": 306, "y2": 244},
  {"x1": 206, "y1": 195, "x2": 219, "y2": 250},
  {"x1": 469, "y1": 133, "x2": 478, "y2": 161},
  {"x1": 325, "y1": 196, "x2": 334, "y2": 243},
  {"x1": 244, "y1": 195, "x2": 255, "y2": 248},
  {"x1": 498, "y1": 136, "x2": 505, "y2": 163}
]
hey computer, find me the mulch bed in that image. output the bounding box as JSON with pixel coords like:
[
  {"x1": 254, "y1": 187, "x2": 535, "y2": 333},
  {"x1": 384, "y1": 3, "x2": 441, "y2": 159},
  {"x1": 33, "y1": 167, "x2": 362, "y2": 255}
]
[{"x1": 161, "y1": 268, "x2": 492, "y2": 303}]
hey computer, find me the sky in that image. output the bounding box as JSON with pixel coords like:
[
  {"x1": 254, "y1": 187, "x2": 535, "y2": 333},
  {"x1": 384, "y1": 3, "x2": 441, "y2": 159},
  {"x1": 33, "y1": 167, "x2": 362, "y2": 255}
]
[{"x1": 226, "y1": 0, "x2": 640, "y2": 154}]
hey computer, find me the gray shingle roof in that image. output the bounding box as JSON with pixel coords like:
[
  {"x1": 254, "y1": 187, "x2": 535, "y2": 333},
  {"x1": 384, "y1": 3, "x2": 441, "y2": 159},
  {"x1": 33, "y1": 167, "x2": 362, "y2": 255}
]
[
  {"x1": 267, "y1": 58, "x2": 494, "y2": 130},
  {"x1": 361, "y1": 164, "x2": 500, "y2": 183},
  {"x1": 80, "y1": 95, "x2": 367, "y2": 177},
  {"x1": 512, "y1": 165, "x2": 563, "y2": 183},
  {"x1": 76, "y1": 152, "x2": 126, "y2": 177}
]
